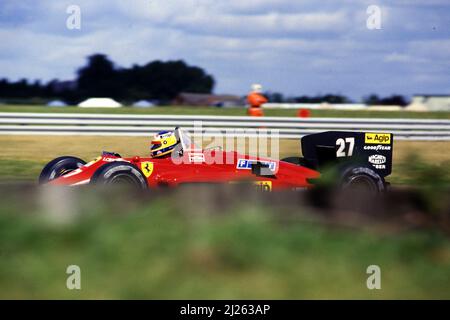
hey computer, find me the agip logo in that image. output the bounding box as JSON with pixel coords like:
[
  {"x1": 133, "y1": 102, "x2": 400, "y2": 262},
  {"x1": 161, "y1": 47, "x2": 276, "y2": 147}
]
[{"x1": 365, "y1": 133, "x2": 391, "y2": 145}]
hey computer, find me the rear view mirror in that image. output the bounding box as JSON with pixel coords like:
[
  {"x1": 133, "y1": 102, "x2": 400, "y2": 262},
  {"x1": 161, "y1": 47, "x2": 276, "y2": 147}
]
[{"x1": 251, "y1": 162, "x2": 276, "y2": 177}]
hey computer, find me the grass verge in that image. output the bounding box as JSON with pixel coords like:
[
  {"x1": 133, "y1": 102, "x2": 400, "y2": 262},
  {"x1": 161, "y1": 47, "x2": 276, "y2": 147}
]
[
  {"x1": 1, "y1": 104, "x2": 450, "y2": 119},
  {"x1": 0, "y1": 188, "x2": 449, "y2": 299}
]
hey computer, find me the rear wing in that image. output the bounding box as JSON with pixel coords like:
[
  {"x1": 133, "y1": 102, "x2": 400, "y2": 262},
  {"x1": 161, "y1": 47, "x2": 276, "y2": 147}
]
[{"x1": 301, "y1": 131, "x2": 393, "y2": 177}]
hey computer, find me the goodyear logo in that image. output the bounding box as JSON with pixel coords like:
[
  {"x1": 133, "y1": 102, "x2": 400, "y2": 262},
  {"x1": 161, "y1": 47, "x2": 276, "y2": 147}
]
[{"x1": 365, "y1": 133, "x2": 391, "y2": 145}]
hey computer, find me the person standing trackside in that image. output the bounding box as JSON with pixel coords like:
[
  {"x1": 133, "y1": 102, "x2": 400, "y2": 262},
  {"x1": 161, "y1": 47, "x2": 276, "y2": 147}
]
[{"x1": 247, "y1": 84, "x2": 267, "y2": 116}]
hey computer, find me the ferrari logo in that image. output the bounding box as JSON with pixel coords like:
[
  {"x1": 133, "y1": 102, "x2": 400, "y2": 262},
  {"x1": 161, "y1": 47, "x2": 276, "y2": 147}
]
[{"x1": 141, "y1": 162, "x2": 154, "y2": 178}]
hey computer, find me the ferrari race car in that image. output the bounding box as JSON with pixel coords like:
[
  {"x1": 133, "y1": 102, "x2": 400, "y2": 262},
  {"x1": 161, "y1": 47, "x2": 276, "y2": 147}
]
[{"x1": 39, "y1": 128, "x2": 393, "y2": 193}]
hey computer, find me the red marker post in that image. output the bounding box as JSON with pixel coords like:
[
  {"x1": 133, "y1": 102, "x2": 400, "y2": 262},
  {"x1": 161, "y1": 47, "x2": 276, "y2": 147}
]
[{"x1": 297, "y1": 108, "x2": 311, "y2": 118}]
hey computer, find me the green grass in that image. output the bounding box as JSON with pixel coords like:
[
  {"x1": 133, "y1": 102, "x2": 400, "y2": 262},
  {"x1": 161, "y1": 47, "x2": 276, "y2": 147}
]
[
  {"x1": 0, "y1": 159, "x2": 45, "y2": 181},
  {"x1": 1, "y1": 104, "x2": 450, "y2": 118},
  {"x1": 0, "y1": 189, "x2": 449, "y2": 299}
]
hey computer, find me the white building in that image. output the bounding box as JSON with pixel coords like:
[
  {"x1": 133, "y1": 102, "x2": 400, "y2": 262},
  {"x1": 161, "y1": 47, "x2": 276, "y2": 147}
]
[
  {"x1": 407, "y1": 95, "x2": 450, "y2": 111},
  {"x1": 47, "y1": 100, "x2": 67, "y2": 107},
  {"x1": 78, "y1": 98, "x2": 122, "y2": 108},
  {"x1": 132, "y1": 100, "x2": 155, "y2": 108}
]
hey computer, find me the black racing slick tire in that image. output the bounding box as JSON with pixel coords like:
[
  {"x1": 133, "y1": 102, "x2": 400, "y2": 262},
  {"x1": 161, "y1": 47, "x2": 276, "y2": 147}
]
[
  {"x1": 339, "y1": 166, "x2": 386, "y2": 194},
  {"x1": 90, "y1": 161, "x2": 148, "y2": 189},
  {"x1": 39, "y1": 156, "x2": 86, "y2": 184}
]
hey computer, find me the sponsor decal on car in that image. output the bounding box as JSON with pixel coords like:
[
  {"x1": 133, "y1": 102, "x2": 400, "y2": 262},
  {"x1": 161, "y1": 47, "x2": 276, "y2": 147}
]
[
  {"x1": 368, "y1": 154, "x2": 387, "y2": 169},
  {"x1": 140, "y1": 161, "x2": 154, "y2": 178},
  {"x1": 363, "y1": 145, "x2": 391, "y2": 151},
  {"x1": 102, "y1": 157, "x2": 124, "y2": 162},
  {"x1": 236, "y1": 159, "x2": 277, "y2": 171},
  {"x1": 229, "y1": 180, "x2": 273, "y2": 191},
  {"x1": 188, "y1": 152, "x2": 205, "y2": 163},
  {"x1": 365, "y1": 133, "x2": 391, "y2": 145},
  {"x1": 254, "y1": 181, "x2": 272, "y2": 192}
]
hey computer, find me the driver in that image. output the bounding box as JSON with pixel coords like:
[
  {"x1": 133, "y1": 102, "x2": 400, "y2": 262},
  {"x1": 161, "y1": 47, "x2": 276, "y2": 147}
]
[{"x1": 150, "y1": 130, "x2": 178, "y2": 158}]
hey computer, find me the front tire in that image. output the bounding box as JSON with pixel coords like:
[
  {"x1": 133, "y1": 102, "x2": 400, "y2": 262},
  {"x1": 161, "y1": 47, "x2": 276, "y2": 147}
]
[
  {"x1": 39, "y1": 156, "x2": 86, "y2": 184},
  {"x1": 90, "y1": 161, "x2": 148, "y2": 189}
]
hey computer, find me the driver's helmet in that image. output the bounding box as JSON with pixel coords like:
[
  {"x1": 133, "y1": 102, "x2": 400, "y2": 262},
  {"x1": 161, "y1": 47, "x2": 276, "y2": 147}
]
[{"x1": 150, "y1": 130, "x2": 178, "y2": 158}]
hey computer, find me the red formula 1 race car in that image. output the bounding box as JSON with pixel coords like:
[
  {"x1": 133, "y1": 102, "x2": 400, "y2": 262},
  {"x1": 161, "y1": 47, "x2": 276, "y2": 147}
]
[{"x1": 39, "y1": 128, "x2": 393, "y2": 193}]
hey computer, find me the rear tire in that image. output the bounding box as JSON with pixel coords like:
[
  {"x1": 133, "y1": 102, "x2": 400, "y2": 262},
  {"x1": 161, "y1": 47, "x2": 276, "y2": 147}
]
[
  {"x1": 39, "y1": 156, "x2": 86, "y2": 184},
  {"x1": 340, "y1": 166, "x2": 386, "y2": 194},
  {"x1": 90, "y1": 161, "x2": 148, "y2": 189}
]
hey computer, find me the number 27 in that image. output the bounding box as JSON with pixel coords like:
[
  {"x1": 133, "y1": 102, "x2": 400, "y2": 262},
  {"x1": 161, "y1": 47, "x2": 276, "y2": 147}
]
[{"x1": 336, "y1": 137, "x2": 355, "y2": 157}]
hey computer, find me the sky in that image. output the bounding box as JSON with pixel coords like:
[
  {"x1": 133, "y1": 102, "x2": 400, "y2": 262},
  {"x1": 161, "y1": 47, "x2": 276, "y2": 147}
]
[{"x1": 0, "y1": 0, "x2": 449, "y2": 100}]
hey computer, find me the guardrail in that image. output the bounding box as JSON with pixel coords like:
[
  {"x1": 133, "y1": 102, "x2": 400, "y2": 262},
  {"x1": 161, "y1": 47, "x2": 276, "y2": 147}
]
[{"x1": 0, "y1": 112, "x2": 449, "y2": 140}]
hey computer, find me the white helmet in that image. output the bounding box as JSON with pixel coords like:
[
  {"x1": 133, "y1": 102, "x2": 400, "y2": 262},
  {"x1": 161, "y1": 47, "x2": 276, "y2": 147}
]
[{"x1": 251, "y1": 83, "x2": 263, "y2": 93}]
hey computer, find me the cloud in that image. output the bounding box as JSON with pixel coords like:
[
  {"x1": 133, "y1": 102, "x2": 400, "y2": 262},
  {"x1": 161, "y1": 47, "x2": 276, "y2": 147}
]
[
  {"x1": 0, "y1": 0, "x2": 449, "y2": 99},
  {"x1": 171, "y1": 11, "x2": 350, "y2": 38},
  {"x1": 384, "y1": 53, "x2": 424, "y2": 63}
]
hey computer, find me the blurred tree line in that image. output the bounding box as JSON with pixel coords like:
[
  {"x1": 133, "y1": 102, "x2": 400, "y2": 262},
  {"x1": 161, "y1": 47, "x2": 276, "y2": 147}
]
[
  {"x1": 0, "y1": 53, "x2": 409, "y2": 106},
  {"x1": 0, "y1": 54, "x2": 215, "y2": 104},
  {"x1": 362, "y1": 94, "x2": 408, "y2": 106},
  {"x1": 265, "y1": 92, "x2": 409, "y2": 106}
]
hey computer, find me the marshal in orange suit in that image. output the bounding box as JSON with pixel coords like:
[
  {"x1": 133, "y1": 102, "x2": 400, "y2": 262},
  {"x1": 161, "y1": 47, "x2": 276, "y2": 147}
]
[{"x1": 247, "y1": 84, "x2": 267, "y2": 116}]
